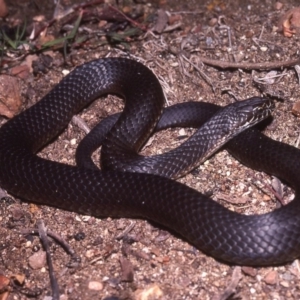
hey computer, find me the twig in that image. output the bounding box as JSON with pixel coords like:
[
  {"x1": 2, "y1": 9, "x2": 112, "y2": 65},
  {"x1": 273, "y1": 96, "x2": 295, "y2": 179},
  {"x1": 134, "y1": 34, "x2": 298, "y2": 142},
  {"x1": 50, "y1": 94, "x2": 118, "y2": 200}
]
[
  {"x1": 264, "y1": 184, "x2": 285, "y2": 205},
  {"x1": 116, "y1": 221, "x2": 136, "y2": 240},
  {"x1": 31, "y1": 18, "x2": 57, "y2": 41},
  {"x1": 219, "y1": 25, "x2": 232, "y2": 49},
  {"x1": 52, "y1": 0, "x2": 62, "y2": 19},
  {"x1": 73, "y1": 0, "x2": 104, "y2": 10},
  {"x1": 253, "y1": 179, "x2": 285, "y2": 206},
  {"x1": 198, "y1": 56, "x2": 300, "y2": 70},
  {"x1": 181, "y1": 54, "x2": 215, "y2": 89},
  {"x1": 252, "y1": 37, "x2": 279, "y2": 47},
  {"x1": 168, "y1": 10, "x2": 204, "y2": 14},
  {"x1": 37, "y1": 220, "x2": 60, "y2": 300},
  {"x1": 72, "y1": 116, "x2": 91, "y2": 134},
  {"x1": 296, "y1": 131, "x2": 300, "y2": 148},
  {"x1": 162, "y1": 22, "x2": 182, "y2": 33},
  {"x1": 295, "y1": 65, "x2": 300, "y2": 85},
  {"x1": 32, "y1": 0, "x2": 105, "y2": 41},
  {"x1": 21, "y1": 227, "x2": 78, "y2": 257},
  {"x1": 212, "y1": 267, "x2": 242, "y2": 300},
  {"x1": 258, "y1": 25, "x2": 265, "y2": 40},
  {"x1": 107, "y1": 4, "x2": 147, "y2": 32},
  {"x1": 253, "y1": 70, "x2": 288, "y2": 85},
  {"x1": 0, "y1": 187, "x2": 7, "y2": 199}
]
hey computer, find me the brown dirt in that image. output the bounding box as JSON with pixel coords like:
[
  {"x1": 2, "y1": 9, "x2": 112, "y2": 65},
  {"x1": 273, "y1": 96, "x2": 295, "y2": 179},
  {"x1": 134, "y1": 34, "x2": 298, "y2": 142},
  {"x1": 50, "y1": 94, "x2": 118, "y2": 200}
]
[{"x1": 1, "y1": 0, "x2": 300, "y2": 299}]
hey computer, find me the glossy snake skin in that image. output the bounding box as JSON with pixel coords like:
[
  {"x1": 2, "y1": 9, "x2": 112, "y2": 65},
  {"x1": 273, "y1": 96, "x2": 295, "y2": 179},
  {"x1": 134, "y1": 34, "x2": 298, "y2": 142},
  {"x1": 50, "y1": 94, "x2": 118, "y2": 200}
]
[{"x1": 0, "y1": 58, "x2": 299, "y2": 265}]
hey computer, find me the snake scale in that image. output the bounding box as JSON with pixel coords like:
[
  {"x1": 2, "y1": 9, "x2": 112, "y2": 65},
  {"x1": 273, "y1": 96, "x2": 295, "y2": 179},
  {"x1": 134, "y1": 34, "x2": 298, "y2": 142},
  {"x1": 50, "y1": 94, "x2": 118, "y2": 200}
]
[{"x1": 0, "y1": 57, "x2": 300, "y2": 266}]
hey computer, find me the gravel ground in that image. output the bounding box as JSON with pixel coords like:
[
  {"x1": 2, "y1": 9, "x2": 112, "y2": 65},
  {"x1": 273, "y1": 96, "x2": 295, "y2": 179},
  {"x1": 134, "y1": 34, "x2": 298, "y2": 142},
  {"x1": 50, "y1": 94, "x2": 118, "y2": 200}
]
[{"x1": 1, "y1": 0, "x2": 300, "y2": 299}]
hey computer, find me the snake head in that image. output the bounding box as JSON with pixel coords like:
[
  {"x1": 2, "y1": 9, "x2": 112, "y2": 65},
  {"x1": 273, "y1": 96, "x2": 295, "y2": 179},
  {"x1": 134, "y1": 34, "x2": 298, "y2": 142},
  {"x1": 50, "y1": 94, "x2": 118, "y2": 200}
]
[
  {"x1": 212, "y1": 97, "x2": 274, "y2": 137},
  {"x1": 235, "y1": 97, "x2": 274, "y2": 130}
]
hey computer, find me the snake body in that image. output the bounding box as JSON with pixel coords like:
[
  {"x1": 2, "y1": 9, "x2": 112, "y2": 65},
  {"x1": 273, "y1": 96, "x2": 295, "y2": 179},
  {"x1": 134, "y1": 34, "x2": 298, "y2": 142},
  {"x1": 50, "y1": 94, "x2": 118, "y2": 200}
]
[{"x1": 0, "y1": 58, "x2": 300, "y2": 265}]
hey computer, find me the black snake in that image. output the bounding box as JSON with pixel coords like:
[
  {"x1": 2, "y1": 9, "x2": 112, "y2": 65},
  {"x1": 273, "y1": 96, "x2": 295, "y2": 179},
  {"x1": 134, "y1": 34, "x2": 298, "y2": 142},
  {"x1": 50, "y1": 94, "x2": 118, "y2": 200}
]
[{"x1": 0, "y1": 58, "x2": 299, "y2": 266}]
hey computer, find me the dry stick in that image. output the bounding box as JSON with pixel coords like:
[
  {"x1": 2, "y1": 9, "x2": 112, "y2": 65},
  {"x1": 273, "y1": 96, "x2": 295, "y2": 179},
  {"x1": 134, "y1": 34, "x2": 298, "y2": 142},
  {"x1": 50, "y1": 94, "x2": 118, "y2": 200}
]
[
  {"x1": 21, "y1": 228, "x2": 78, "y2": 258},
  {"x1": 296, "y1": 131, "x2": 300, "y2": 148},
  {"x1": 169, "y1": 10, "x2": 204, "y2": 14},
  {"x1": 107, "y1": 4, "x2": 147, "y2": 32},
  {"x1": 199, "y1": 56, "x2": 300, "y2": 70},
  {"x1": 32, "y1": 0, "x2": 105, "y2": 40},
  {"x1": 295, "y1": 65, "x2": 300, "y2": 85},
  {"x1": 0, "y1": 187, "x2": 7, "y2": 199},
  {"x1": 37, "y1": 220, "x2": 60, "y2": 300},
  {"x1": 73, "y1": 0, "x2": 104, "y2": 10},
  {"x1": 253, "y1": 180, "x2": 285, "y2": 206},
  {"x1": 32, "y1": 18, "x2": 57, "y2": 41},
  {"x1": 116, "y1": 221, "x2": 136, "y2": 240},
  {"x1": 181, "y1": 54, "x2": 215, "y2": 89},
  {"x1": 265, "y1": 184, "x2": 286, "y2": 206},
  {"x1": 212, "y1": 266, "x2": 242, "y2": 300},
  {"x1": 72, "y1": 116, "x2": 91, "y2": 134}
]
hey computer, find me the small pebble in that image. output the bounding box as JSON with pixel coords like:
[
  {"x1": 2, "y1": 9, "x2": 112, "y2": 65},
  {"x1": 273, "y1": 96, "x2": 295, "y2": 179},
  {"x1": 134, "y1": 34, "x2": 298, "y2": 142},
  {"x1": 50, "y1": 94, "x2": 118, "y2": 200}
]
[
  {"x1": 201, "y1": 272, "x2": 207, "y2": 278},
  {"x1": 242, "y1": 266, "x2": 257, "y2": 277},
  {"x1": 208, "y1": 18, "x2": 217, "y2": 26},
  {"x1": 88, "y1": 281, "x2": 103, "y2": 291},
  {"x1": 74, "y1": 232, "x2": 86, "y2": 241},
  {"x1": 28, "y1": 251, "x2": 46, "y2": 269},
  {"x1": 263, "y1": 270, "x2": 278, "y2": 285},
  {"x1": 282, "y1": 272, "x2": 293, "y2": 281},
  {"x1": 75, "y1": 215, "x2": 81, "y2": 221},
  {"x1": 134, "y1": 284, "x2": 163, "y2": 300},
  {"x1": 292, "y1": 102, "x2": 300, "y2": 117},
  {"x1": 274, "y1": 2, "x2": 283, "y2": 10},
  {"x1": 263, "y1": 195, "x2": 271, "y2": 201},
  {"x1": 178, "y1": 128, "x2": 186, "y2": 136},
  {"x1": 280, "y1": 280, "x2": 289, "y2": 288},
  {"x1": 85, "y1": 249, "x2": 95, "y2": 258},
  {"x1": 82, "y1": 215, "x2": 91, "y2": 222},
  {"x1": 62, "y1": 69, "x2": 70, "y2": 76},
  {"x1": 70, "y1": 138, "x2": 77, "y2": 145}
]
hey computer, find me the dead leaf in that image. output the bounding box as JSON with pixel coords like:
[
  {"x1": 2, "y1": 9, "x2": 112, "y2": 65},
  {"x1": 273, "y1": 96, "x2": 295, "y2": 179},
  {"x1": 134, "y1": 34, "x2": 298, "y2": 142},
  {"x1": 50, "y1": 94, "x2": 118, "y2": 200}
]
[
  {"x1": 0, "y1": 274, "x2": 9, "y2": 300},
  {"x1": 29, "y1": 203, "x2": 40, "y2": 214},
  {"x1": 11, "y1": 274, "x2": 25, "y2": 285},
  {"x1": 292, "y1": 101, "x2": 300, "y2": 117},
  {"x1": 0, "y1": 0, "x2": 8, "y2": 18},
  {"x1": 153, "y1": 9, "x2": 168, "y2": 33},
  {"x1": 119, "y1": 257, "x2": 134, "y2": 282},
  {"x1": 134, "y1": 284, "x2": 164, "y2": 300},
  {"x1": 10, "y1": 65, "x2": 30, "y2": 79},
  {"x1": 0, "y1": 275, "x2": 9, "y2": 292},
  {"x1": 0, "y1": 75, "x2": 22, "y2": 118},
  {"x1": 216, "y1": 193, "x2": 249, "y2": 204},
  {"x1": 278, "y1": 7, "x2": 300, "y2": 37},
  {"x1": 168, "y1": 14, "x2": 182, "y2": 26},
  {"x1": 24, "y1": 54, "x2": 39, "y2": 73},
  {"x1": 274, "y1": 2, "x2": 283, "y2": 10}
]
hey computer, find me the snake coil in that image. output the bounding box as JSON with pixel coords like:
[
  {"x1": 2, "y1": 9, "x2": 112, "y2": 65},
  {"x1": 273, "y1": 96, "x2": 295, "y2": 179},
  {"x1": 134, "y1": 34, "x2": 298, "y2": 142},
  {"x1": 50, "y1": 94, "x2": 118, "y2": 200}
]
[{"x1": 0, "y1": 58, "x2": 300, "y2": 265}]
